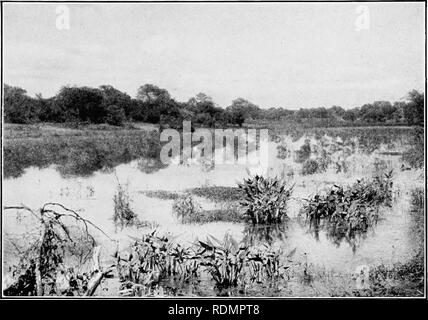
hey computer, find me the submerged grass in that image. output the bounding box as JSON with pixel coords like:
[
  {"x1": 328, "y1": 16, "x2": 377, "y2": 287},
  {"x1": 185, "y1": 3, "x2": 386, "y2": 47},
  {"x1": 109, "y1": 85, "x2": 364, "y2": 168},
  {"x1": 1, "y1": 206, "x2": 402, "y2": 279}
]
[
  {"x1": 172, "y1": 194, "x2": 241, "y2": 223},
  {"x1": 144, "y1": 186, "x2": 242, "y2": 203},
  {"x1": 189, "y1": 186, "x2": 243, "y2": 203},
  {"x1": 143, "y1": 190, "x2": 181, "y2": 200}
]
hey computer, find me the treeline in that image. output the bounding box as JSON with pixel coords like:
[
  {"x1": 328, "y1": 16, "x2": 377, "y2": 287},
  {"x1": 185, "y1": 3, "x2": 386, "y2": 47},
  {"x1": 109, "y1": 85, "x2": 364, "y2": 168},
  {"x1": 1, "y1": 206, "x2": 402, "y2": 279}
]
[{"x1": 3, "y1": 84, "x2": 424, "y2": 128}]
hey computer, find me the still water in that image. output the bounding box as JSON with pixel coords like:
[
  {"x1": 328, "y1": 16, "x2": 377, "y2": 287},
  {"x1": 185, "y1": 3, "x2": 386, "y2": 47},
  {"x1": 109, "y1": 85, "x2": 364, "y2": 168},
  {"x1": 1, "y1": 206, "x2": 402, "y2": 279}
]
[{"x1": 3, "y1": 135, "x2": 423, "y2": 295}]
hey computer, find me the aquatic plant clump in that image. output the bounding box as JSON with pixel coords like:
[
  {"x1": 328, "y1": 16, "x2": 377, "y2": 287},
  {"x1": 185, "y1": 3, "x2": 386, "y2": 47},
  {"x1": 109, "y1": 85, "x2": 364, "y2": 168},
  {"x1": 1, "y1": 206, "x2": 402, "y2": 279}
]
[
  {"x1": 197, "y1": 234, "x2": 247, "y2": 288},
  {"x1": 301, "y1": 159, "x2": 319, "y2": 175},
  {"x1": 295, "y1": 139, "x2": 311, "y2": 163},
  {"x1": 117, "y1": 231, "x2": 200, "y2": 295},
  {"x1": 196, "y1": 234, "x2": 288, "y2": 288},
  {"x1": 302, "y1": 172, "x2": 394, "y2": 237},
  {"x1": 238, "y1": 175, "x2": 293, "y2": 224},
  {"x1": 117, "y1": 232, "x2": 288, "y2": 295}
]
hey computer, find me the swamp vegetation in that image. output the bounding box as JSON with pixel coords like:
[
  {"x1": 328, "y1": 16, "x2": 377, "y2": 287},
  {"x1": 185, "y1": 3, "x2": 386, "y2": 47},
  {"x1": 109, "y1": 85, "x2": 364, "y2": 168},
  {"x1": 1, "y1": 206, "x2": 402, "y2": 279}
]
[{"x1": 2, "y1": 123, "x2": 425, "y2": 297}]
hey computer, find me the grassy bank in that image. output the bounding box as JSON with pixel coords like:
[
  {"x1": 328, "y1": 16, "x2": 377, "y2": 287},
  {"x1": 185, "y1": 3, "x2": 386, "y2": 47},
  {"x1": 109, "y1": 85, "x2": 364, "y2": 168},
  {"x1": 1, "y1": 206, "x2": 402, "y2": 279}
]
[{"x1": 3, "y1": 123, "x2": 161, "y2": 178}]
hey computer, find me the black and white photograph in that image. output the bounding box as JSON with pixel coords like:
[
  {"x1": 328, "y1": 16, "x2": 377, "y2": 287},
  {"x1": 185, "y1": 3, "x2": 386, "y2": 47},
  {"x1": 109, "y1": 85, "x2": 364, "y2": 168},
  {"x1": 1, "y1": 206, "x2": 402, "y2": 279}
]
[{"x1": 1, "y1": 1, "x2": 426, "y2": 300}]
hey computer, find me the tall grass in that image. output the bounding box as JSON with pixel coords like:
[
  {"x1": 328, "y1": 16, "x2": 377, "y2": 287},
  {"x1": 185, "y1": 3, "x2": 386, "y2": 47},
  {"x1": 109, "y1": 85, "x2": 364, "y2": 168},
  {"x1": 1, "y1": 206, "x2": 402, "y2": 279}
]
[{"x1": 402, "y1": 127, "x2": 424, "y2": 169}]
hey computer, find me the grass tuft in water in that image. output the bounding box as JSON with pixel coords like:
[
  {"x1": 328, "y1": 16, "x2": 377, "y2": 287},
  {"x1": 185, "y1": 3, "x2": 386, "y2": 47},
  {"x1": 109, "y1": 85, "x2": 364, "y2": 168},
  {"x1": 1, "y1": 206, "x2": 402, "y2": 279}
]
[
  {"x1": 172, "y1": 194, "x2": 241, "y2": 223},
  {"x1": 113, "y1": 184, "x2": 138, "y2": 229},
  {"x1": 172, "y1": 194, "x2": 203, "y2": 224}
]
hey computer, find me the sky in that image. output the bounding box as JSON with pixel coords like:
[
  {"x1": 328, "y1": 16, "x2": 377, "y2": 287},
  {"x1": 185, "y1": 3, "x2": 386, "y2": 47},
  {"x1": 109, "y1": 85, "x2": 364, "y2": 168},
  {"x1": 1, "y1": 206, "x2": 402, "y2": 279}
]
[{"x1": 2, "y1": 2, "x2": 425, "y2": 109}]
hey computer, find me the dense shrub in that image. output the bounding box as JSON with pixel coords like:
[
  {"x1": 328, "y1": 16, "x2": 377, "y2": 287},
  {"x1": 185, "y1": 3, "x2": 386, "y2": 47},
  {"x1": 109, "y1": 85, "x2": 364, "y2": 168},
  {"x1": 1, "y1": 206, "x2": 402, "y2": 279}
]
[{"x1": 3, "y1": 85, "x2": 41, "y2": 123}]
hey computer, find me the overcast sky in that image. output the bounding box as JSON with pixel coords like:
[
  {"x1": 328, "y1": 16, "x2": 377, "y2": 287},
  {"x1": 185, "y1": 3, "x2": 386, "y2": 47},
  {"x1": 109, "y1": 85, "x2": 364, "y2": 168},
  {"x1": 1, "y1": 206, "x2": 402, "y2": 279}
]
[{"x1": 2, "y1": 2, "x2": 425, "y2": 109}]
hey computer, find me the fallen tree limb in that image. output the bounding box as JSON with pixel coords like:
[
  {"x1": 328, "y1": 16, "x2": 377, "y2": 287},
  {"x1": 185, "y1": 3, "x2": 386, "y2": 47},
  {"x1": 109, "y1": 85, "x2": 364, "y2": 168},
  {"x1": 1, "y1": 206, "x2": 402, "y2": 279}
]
[{"x1": 85, "y1": 246, "x2": 114, "y2": 296}]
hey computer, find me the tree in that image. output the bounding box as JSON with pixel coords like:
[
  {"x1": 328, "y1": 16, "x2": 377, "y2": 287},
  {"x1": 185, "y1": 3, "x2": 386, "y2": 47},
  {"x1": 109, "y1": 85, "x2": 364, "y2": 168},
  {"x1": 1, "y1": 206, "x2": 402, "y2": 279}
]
[
  {"x1": 328, "y1": 105, "x2": 346, "y2": 118},
  {"x1": 136, "y1": 84, "x2": 171, "y2": 103},
  {"x1": 158, "y1": 99, "x2": 184, "y2": 129},
  {"x1": 310, "y1": 107, "x2": 329, "y2": 118},
  {"x1": 99, "y1": 85, "x2": 132, "y2": 118},
  {"x1": 403, "y1": 90, "x2": 424, "y2": 126},
  {"x1": 54, "y1": 86, "x2": 105, "y2": 123},
  {"x1": 105, "y1": 105, "x2": 126, "y2": 126},
  {"x1": 135, "y1": 84, "x2": 174, "y2": 124},
  {"x1": 3, "y1": 84, "x2": 40, "y2": 123},
  {"x1": 359, "y1": 103, "x2": 384, "y2": 123},
  {"x1": 392, "y1": 101, "x2": 406, "y2": 123},
  {"x1": 226, "y1": 98, "x2": 260, "y2": 126},
  {"x1": 343, "y1": 108, "x2": 358, "y2": 122},
  {"x1": 373, "y1": 101, "x2": 395, "y2": 121},
  {"x1": 185, "y1": 93, "x2": 226, "y2": 127}
]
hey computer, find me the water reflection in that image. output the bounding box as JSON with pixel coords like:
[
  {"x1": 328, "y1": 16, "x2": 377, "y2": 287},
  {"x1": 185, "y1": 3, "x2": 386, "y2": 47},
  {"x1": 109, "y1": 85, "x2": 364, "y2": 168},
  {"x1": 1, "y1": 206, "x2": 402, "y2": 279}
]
[
  {"x1": 137, "y1": 157, "x2": 168, "y2": 174},
  {"x1": 242, "y1": 223, "x2": 289, "y2": 247},
  {"x1": 301, "y1": 217, "x2": 373, "y2": 253}
]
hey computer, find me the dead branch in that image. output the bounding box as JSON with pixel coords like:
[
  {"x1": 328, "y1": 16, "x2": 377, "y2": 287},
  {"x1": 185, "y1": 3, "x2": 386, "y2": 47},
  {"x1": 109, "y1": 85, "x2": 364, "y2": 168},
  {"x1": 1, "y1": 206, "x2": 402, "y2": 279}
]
[
  {"x1": 84, "y1": 246, "x2": 114, "y2": 296},
  {"x1": 3, "y1": 203, "x2": 115, "y2": 297}
]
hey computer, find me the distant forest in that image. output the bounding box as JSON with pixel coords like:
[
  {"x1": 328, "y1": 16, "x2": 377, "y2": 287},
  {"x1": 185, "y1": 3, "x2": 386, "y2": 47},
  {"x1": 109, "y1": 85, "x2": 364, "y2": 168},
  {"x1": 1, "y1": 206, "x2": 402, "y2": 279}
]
[{"x1": 3, "y1": 84, "x2": 424, "y2": 128}]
